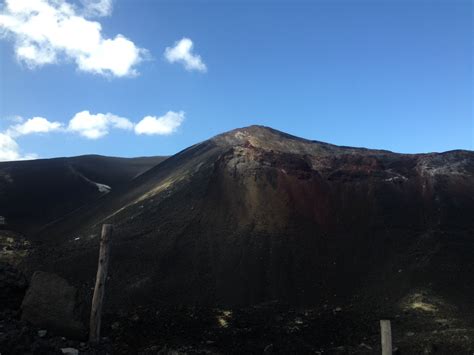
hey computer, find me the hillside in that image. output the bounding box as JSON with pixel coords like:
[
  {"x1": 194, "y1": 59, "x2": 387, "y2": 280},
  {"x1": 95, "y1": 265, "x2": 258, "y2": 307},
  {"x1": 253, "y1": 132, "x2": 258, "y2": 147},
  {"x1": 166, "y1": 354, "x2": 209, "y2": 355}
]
[
  {"x1": 0, "y1": 155, "x2": 167, "y2": 234},
  {"x1": 30, "y1": 126, "x2": 474, "y2": 313}
]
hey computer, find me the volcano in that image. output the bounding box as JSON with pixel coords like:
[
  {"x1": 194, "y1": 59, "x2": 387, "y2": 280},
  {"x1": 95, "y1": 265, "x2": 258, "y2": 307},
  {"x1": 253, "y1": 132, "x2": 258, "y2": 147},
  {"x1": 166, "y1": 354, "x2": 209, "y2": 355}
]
[{"x1": 23, "y1": 125, "x2": 473, "y2": 316}]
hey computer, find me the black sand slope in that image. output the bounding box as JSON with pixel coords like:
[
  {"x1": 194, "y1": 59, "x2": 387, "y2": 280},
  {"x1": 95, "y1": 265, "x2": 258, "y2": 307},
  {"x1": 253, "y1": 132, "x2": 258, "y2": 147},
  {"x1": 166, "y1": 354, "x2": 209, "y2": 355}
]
[
  {"x1": 0, "y1": 155, "x2": 167, "y2": 234},
  {"x1": 30, "y1": 127, "x2": 474, "y2": 309}
]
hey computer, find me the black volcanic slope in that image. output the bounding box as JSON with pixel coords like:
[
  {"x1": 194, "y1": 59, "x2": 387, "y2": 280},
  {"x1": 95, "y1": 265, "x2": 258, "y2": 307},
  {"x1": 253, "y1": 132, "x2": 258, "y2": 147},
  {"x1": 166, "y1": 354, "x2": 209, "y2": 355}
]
[
  {"x1": 30, "y1": 126, "x2": 474, "y2": 319},
  {"x1": 0, "y1": 155, "x2": 167, "y2": 234}
]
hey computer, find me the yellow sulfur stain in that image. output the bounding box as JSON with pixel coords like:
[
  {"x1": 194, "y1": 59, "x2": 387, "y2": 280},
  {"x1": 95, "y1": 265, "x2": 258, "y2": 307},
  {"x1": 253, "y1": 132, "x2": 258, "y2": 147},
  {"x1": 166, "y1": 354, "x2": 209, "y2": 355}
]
[
  {"x1": 402, "y1": 291, "x2": 440, "y2": 313},
  {"x1": 217, "y1": 310, "x2": 232, "y2": 328},
  {"x1": 410, "y1": 300, "x2": 437, "y2": 312}
]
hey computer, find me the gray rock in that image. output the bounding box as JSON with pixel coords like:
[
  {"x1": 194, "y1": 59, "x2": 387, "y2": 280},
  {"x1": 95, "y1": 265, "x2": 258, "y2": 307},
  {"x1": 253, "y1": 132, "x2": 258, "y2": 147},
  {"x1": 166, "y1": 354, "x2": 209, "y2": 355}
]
[
  {"x1": 21, "y1": 271, "x2": 84, "y2": 338},
  {"x1": 423, "y1": 343, "x2": 437, "y2": 354},
  {"x1": 61, "y1": 348, "x2": 79, "y2": 355},
  {"x1": 264, "y1": 344, "x2": 274, "y2": 353},
  {"x1": 37, "y1": 329, "x2": 47, "y2": 337}
]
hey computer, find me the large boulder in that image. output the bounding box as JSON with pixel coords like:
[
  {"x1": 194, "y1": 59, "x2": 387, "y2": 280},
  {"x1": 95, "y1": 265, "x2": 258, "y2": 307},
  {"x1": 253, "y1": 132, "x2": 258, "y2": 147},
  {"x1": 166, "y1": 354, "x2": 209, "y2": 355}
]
[{"x1": 21, "y1": 271, "x2": 85, "y2": 338}]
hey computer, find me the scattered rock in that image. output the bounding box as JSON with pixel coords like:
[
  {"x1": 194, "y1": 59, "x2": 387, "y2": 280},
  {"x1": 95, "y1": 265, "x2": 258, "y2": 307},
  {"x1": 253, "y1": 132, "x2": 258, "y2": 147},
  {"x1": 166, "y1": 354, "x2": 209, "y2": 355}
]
[
  {"x1": 423, "y1": 343, "x2": 437, "y2": 354},
  {"x1": 264, "y1": 343, "x2": 274, "y2": 353},
  {"x1": 21, "y1": 271, "x2": 85, "y2": 338},
  {"x1": 61, "y1": 347, "x2": 79, "y2": 355},
  {"x1": 37, "y1": 329, "x2": 47, "y2": 337}
]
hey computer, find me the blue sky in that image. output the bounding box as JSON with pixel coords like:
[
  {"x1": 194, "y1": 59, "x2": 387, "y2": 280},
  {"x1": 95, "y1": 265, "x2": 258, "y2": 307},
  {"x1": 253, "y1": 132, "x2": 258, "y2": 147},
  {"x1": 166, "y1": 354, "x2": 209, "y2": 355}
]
[{"x1": 0, "y1": 0, "x2": 472, "y2": 160}]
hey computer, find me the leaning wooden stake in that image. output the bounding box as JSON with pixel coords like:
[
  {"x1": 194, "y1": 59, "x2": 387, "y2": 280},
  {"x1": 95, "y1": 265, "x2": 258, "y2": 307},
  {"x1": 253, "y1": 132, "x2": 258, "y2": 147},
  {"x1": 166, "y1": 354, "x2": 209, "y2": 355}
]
[
  {"x1": 89, "y1": 224, "x2": 113, "y2": 343},
  {"x1": 380, "y1": 319, "x2": 392, "y2": 355}
]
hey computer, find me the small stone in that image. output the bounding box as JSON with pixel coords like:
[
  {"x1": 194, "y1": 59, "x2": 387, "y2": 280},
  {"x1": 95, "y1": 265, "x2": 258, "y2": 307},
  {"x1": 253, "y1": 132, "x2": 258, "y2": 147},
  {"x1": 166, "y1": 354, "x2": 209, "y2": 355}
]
[
  {"x1": 406, "y1": 331, "x2": 415, "y2": 336},
  {"x1": 61, "y1": 348, "x2": 79, "y2": 355},
  {"x1": 264, "y1": 344, "x2": 274, "y2": 353},
  {"x1": 423, "y1": 343, "x2": 437, "y2": 354},
  {"x1": 37, "y1": 329, "x2": 47, "y2": 337},
  {"x1": 111, "y1": 321, "x2": 120, "y2": 330}
]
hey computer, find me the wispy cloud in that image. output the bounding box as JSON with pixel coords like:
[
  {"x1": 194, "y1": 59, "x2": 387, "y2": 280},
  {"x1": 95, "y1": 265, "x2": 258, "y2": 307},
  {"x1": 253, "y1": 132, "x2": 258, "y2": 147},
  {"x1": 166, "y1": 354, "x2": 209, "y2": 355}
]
[
  {"x1": 0, "y1": 0, "x2": 146, "y2": 77},
  {"x1": 80, "y1": 0, "x2": 113, "y2": 18},
  {"x1": 164, "y1": 38, "x2": 207, "y2": 72},
  {"x1": 135, "y1": 111, "x2": 185, "y2": 135}
]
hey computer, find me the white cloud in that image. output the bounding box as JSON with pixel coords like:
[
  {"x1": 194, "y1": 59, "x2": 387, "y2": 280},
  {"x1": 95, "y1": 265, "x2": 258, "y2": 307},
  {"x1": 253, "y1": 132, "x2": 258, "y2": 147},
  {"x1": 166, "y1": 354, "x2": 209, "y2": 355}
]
[
  {"x1": 7, "y1": 116, "x2": 25, "y2": 123},
  {"x1": 0, "y1": 132, "x2": 37, "y2": 161},
  {"x1": 135, "y1": 111, "x2": 185, "y2": 135},
  {"x1": 0, "y1": 0, "x2": 145, "y2": 77},
  {"x1": 0, "y1": 109, "x2": 185, "y2": 161},
  {"x1": 7, "y1": 116, "x2": 63, "y2": 137},
  {"x1": 0, "y1": 116, "x2": 61, "y2": 161},
  {"x1": 164, "y1": 38, "x2": 207, "y2": 72},
  {"x1": 0, "y1": 132, "x2": 21, "y2": 161},
  {"x1": 68, "y1": 110, "x2": 133, "y2": 139}
]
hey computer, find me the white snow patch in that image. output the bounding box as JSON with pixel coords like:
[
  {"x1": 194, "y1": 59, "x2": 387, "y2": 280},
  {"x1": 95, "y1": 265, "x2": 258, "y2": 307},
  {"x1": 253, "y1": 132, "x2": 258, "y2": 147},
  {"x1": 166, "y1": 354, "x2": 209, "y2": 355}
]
[
  {"x1": 70, "y1": 165, "x2": 111, "y2": 194},
  {"x1": 95, "y1": 182, "x2": 111, "y2": 193}
]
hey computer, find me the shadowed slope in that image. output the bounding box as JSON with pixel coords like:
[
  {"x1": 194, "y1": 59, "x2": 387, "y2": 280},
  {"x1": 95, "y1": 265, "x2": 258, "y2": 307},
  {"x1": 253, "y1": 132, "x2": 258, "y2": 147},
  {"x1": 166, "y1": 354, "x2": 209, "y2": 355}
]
[{"x1": 0, "y1": 155, "x2": 167, "y2": 234}]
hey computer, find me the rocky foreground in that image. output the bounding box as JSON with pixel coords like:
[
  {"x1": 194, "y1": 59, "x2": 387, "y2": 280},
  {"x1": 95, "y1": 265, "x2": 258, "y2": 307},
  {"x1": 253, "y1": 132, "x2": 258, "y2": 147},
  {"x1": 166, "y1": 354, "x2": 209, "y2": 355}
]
[{"x1": 2, "y1": 263, "x2": 474, "y2": 354}]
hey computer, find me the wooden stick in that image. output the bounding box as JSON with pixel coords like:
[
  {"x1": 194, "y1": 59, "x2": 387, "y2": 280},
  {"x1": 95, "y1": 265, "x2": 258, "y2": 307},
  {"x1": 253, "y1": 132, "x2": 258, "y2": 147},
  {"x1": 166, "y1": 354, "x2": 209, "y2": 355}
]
[
  {"x1": 380, "y1": 319, "x2": 392, "y2": 355},
  {"x1": 89, "y1": 224, "x2": 113, "y2": 343}
]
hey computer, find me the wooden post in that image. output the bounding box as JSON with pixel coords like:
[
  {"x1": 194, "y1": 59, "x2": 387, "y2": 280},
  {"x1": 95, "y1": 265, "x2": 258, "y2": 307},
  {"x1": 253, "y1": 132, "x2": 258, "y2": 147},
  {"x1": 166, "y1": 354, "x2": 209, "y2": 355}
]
[
  {"x1": 89, "y1": 224, "x2": 113, "y2": 343},
  {"x1": 380, "y1": 319, "x2": 392, "y2": 355}
]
